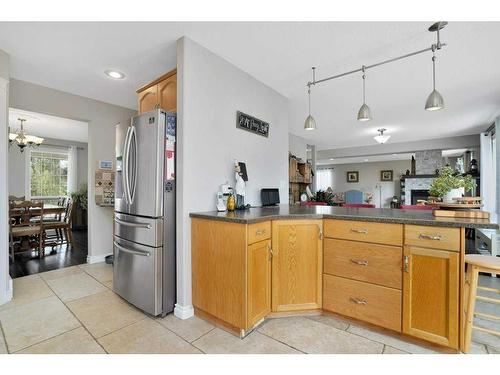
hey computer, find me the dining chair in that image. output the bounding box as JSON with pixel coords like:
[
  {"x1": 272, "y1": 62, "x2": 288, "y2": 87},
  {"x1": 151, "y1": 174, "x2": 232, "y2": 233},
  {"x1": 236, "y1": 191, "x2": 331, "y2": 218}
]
[
  {"x1": 9, "y1": 200, "x2": 45, "y2": 260},
  {"x1": 43, "y1": 198, "x2": 75, "y2": 249}
]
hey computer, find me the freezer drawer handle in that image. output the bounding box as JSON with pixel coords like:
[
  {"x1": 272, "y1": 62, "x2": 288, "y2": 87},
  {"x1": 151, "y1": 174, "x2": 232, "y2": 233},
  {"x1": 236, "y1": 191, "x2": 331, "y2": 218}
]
[
  {"x1": 114, "y1": 241, "x2": 151, "y2": 257},
  {"x1": 115, "y1": 218, "x2": 152, "y2": 229}
]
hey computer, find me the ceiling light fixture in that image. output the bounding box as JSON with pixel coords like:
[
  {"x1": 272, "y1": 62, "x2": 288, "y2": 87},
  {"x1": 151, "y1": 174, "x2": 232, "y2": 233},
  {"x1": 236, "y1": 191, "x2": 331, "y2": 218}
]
[
  {"x1": 304, "y1": 67, "x2": 317, "y2": 130},
  {"x1": 105, "y1": 70, "x2": 126, "y2": 79},
  {"x1": 357, "y1": 66, "x2": 372, "y2": 122},
  {"x1": 305, "y1": 22, "x2": 447, "y2": 123},
  {"x1": 9, "y1": 118, "x2": 44, "y2": 152},
  {"x1": 374, "y1": 128, "x2": 391, "y2": 144}
]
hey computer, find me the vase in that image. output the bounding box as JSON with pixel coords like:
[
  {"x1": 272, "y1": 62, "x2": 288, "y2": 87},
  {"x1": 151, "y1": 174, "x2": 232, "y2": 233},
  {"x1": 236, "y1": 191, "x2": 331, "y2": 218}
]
[{"x1": 443, "y1": 188, "x2": 464, "y2": 203}]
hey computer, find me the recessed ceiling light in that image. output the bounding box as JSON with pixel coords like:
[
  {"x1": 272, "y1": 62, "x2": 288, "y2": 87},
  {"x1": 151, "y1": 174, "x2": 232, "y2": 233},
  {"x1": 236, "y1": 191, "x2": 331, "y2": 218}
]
[
  {"x1": 392, "y1": 153, "x2": 398, "y2": 156},
  {"x1": 364, "y1": 159, "x2": 369, "y2": 162},
  {"x1": 105, "y1": 70, "x2": 126, "y2": 79},
  {"x1": 330, "y1": 158, "x2": 334, "y2": 161}
]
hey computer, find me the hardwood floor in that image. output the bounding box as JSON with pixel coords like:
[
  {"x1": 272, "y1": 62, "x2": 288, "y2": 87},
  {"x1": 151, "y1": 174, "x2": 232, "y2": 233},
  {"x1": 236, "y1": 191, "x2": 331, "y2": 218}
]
[{"x1": 9, "y1": 230, "x2": 88, "y2": 279}]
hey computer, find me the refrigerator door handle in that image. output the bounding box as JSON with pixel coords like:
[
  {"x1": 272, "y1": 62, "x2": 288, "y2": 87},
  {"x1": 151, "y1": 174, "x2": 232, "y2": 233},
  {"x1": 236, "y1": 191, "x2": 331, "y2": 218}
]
[
  {"x1": 114, "y1": 217, "x2": 152, "y2": 229},
  {"x1": 123, "y1": 126, "x2": 133, "y2": 205},
  {"x1": 129, "y1": 125, "x2": 138, "y2": 205},
  {"x1": 114, "y1": 241, "x2": 151, "y2": 257}
]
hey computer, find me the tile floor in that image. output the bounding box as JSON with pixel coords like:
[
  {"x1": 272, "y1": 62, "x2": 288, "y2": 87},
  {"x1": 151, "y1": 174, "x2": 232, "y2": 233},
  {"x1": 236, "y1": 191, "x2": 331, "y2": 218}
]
[{"x1": 0, "y1": 263, "x2": 498, "y2": 354}]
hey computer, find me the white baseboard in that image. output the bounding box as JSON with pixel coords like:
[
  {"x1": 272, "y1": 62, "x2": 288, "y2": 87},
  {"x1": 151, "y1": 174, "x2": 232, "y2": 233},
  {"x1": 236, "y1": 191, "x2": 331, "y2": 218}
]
[
  {"x1": 0, "y1": 277, "x2": 13, "y2": 306},
  {"x1": 87, "y1": 253, "x2": 112, "y2": 264},
  {"x1": 174, "y1": 303, "x2": 194, "y2": 319}
]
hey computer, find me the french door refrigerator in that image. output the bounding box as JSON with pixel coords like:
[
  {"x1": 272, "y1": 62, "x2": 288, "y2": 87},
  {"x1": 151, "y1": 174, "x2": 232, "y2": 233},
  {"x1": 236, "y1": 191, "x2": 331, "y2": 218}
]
[{"x1": 114, "y1": 109, "x2": 176, "y2": 316}]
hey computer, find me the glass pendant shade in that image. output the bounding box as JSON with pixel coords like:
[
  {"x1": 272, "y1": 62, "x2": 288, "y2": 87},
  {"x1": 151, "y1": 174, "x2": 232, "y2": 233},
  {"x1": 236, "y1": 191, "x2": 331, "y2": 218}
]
[
  {"x1": 304, "y1": 115, "x2": 316, "y2": 130},
  {"x1": 374, "y1": 128, "x2": 390, "y2": 144},
  {"x1": 425, "y1": 89, "x2": 444, "y2": 111},
  {"x1": 357, "y1": 103, "x2": 372, "y2": 122},
  {"x1": 9, "y1": 118, "x2": 44, "y2": 152}
]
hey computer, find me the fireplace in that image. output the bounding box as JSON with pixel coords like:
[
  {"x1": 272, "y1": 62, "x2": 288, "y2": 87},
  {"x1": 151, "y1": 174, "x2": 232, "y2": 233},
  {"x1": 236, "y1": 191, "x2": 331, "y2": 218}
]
[{"x1": 411, "y1": 189, "x2": 430, "y2": 205}]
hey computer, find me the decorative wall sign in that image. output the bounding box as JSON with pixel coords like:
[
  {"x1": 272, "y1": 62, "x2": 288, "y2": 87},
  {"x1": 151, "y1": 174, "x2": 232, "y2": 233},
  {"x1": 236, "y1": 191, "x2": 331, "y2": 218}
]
[
  {"x1": 346, "y1": 171, "x2": 359, "y2": 183},
  {"x1": 236, "y1": 111, "x2": 269, "y2": 137},
  {"x1": 380, "y1": 170, "x2": 394, "y2": 181},
  {"x1": 98, "y1": 160, "x2": 113, "y2": 170}
]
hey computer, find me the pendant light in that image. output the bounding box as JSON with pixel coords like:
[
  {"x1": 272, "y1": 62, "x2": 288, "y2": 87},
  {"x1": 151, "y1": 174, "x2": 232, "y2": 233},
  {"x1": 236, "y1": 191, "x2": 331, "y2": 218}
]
[
  {"x1": 9, "y1": 118, "x2": 44, "y2": 152},
  {"x1": 425, "y1": 45, "x2": 444, "y2": 111},
  {"x1": 357, "y1": 65, "x2": 372, "y2": 122},
  {"x1": 304, "y1": 67, "x2": 316, "y2": 130},
  {"x1": 374, "y1": 128, "x2": 390, "y2": 144}
]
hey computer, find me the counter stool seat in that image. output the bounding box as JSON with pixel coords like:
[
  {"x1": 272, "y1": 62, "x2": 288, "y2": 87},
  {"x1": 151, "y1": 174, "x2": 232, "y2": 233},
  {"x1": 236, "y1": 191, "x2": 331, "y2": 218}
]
[{"x1": 463, "y1": 254, "x2": 500, "y2": 353}]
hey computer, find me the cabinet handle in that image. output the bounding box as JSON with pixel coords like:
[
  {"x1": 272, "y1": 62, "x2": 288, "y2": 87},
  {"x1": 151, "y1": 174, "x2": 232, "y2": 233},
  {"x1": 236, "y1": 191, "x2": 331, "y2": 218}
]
[
  {"x1": 268, "y1": 243, "x2": 273, "y2": 260},
  {"x1": 350, "y1": 259, "x2": 369, "y2": 266},
  {"x1": 255, "y1": 229, "x2": 266, "y2": 236},
  {"x1": 350, "y1": 228, "x2": 368, "y2": 234},
  {"x1": 318, "y1": 225, "x2": 323, "y2": 240},
  {"x1": 350, "y1": 297, "x2": 367, "y2": 305},
  {"x1": 403, "y1": 255, "x2": 409, "y2": 273},
  {"x1": 419, "y1": 233, "x2": 442, "y2": 241}
]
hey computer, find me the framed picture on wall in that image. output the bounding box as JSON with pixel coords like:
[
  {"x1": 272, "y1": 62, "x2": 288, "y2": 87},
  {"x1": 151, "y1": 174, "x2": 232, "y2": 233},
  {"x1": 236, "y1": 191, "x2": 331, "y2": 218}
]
[
  {"x1": 380, "y1": 170, "x2": 393, "y2": 181},
  {"x1": 346, "y1": 171, "x2": 359, "y2": 183}
]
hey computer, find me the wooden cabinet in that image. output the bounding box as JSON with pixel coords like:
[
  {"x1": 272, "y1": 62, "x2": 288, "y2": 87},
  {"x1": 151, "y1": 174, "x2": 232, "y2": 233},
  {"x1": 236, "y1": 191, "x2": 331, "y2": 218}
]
[
  {"x1": 402, "y1": 246, "x2": 459, "y2": 349},
  {"x1": 137, "y1": 69, "x2": 177, "y2": 114},
  {"x1": 324, "y1": 219, "x2": 403, "y2": 246},
  {"x1": 272, "y1": 220, "x2": 323, "y2": 312},
  {"x1": 247, "y1": 239, "x2": 271, "y2": 328}
]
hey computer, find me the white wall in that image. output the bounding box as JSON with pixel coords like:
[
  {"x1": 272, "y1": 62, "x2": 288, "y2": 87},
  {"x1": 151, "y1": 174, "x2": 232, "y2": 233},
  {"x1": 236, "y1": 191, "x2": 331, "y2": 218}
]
[
  {"x1": 289, "y1": 133, "x2": 309, "y2": 161},
  {"x1": 8, "y1": 137, "x2": 88, "y2": 198},
  {"x1": 0, "y1": 49, "x2": 10, "y2": 305},
  {"x1": 9, "y1": 79, "x2": 136, "y2": 263},
  {"x1": 176, "y1": 37, "x2": 289, "y2": 317},
  {"x1": 320, "y1": 160, "x2": 410, "y2": 208}
]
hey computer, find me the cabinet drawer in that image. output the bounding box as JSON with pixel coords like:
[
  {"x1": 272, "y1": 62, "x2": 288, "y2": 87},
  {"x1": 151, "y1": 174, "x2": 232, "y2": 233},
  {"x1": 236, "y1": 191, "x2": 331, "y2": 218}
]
[
  {"x1": 324, "y1": 219, "x2": 403, "y2": 246},
  {"x1": 248, "y1": 221, "x2": 271, "y2": 245},
  {"x1": 324, "y1": 239, "x2": 402, "y2": 289},
  {"x1": 404, "y1": 225, "x2": 460, "y2": 251},
  {"x1": 323, "y1": 274, "x2": 402, "y2": 332}
]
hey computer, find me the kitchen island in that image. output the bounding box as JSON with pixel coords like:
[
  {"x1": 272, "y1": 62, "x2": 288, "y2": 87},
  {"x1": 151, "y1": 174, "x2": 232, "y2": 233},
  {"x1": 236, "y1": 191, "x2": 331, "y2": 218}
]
[{"x1": 190, "y1": 205, "x2": 498, "y2": 352}]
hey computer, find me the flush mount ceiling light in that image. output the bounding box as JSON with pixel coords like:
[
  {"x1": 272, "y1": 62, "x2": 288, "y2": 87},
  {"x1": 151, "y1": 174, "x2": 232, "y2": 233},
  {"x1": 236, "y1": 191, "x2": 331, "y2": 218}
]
[
  {"x1": 374, "y1": 128, "x2": 391, "y2": 144},
  {"x1": 304, "y1": 67, "x2": 317, "y2": 130},
  {"x1": 357, "y1": 66, "x2": 372, "y2": 122},
  {"x1": 104, "y1": 69, "x2": 126, "y2": 79},
  {"x1": 305, "y1": 22, "x2": 447, "y2": 128},
  {"x1": 9, "y1": 118, "x2": 44, "y2": 152}
]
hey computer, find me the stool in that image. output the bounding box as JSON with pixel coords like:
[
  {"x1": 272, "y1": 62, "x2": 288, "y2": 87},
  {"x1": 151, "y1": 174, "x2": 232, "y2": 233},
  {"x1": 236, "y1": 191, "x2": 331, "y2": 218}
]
[{"x1": 463, "y1": 254, "x2": 500, "y2": 353}]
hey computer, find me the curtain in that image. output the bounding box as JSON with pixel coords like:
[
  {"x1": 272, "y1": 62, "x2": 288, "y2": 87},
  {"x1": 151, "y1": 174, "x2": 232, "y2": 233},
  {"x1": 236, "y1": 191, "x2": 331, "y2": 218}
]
[
  {"x1": 316, "y1": 168, "x2": 334, "y2": 191},
  {"x1": 480, "y1": 132, "x2": 496, "y2": 215},
  {"x1": 67, "y1": 145, "x2": 78, "y2": 195}
]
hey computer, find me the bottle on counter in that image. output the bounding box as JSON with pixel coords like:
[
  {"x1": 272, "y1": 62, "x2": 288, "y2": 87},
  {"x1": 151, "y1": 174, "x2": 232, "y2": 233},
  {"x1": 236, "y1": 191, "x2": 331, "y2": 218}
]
[{"x1": 227, "y1": 194, "x2": 236, "y2": 211}]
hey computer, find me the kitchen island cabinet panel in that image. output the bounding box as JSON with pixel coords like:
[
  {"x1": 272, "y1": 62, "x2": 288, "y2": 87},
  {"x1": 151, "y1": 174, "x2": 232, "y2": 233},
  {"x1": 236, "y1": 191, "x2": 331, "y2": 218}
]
[
  {"x1": 271, "y1": 220, "x2": 323, "y2": 312},
  {"x1": 324, "y1": 219, "x2": 403, "y2": 246},
  {"x1": 247, "y1": 239, "x2": 272, "y2": 328}
]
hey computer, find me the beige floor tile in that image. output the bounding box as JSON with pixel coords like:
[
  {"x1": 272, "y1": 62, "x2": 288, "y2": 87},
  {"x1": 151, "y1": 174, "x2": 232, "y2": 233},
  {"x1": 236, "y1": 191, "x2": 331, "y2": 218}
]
[
  {"x1": 0, "y1": 296, "x2": 80, "y2": 352},
  {"x1": 468, "y1": 342, "x2": 488, "y2": 354},
  {"x1": 487, "y1": 346, "x2": 499, "y2": 354},
  {"x1": 80, "y1": 262, "x2": 113, "y2": 283},
  {"x1": 306, "y1": 314, "x2": 350, "y2": 331},
  {"x1": 383, "y1": 345, "x2": 409, "y2": 354},
  {"x1": 0, "y1": 331, "x2": 7, "y2": 354},
  {"x1": 258, "y1": 317, "x2": 383, "y2": 354},
  {"x1": 46, "y1": 273, "x2": 107, "y2": 302},
  {"x1": 102, "y1": 280, "x2": 113, "y2": 289},
  {"x1": 66, "y1": 290, "x2": 146, "y2": 338},
  {"x1": 156, "y1": 314, "x2": 214, "y2": 342},
  {"x1": 0, "y1": 275, "x2": 53, "y2": 311},
  {"x1": 98, "y1": 318, "x2": 201, "y2": 354},
  {"x1": 347, "y1": 325, "x2": 440, "y2": 354},
  {"x1": 17, "y1": 327, "x2": 105, "y2": 354},
  {"x1": 193, "y1": 328, "x2": 301, "y2": 354},
  {"x1": 39, "y1": 266, "x2": 83, "y2": 282}
]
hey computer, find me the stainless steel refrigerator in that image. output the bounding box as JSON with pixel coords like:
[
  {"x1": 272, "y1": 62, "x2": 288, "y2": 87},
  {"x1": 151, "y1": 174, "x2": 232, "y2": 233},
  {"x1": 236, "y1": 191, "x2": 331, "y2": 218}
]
[{"x1": 113, "y1": 109, "x2": 176, "y2": 316}]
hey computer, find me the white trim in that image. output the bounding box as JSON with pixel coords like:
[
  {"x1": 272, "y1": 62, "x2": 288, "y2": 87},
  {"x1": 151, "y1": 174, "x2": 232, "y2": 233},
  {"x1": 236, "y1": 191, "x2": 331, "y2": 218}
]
[
  {"x1": 0, "y1": 278, "x2": 12, "y2": 306},
  {"x1": 174, "y1": 303, "x2": 194, "y2": 320},
  {"x1": 86, "y1": 252, "x2": 112, "y2": 264},
  {"x1": 0, "y1": 76, "x2": 7, "y2": 89}
]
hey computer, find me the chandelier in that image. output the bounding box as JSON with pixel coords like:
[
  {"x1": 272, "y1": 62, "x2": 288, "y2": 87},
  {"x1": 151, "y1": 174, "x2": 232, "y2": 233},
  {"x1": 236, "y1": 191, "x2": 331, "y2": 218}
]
[{"x1": 9, "y1": 118, "x2": 44, "y2": 152}]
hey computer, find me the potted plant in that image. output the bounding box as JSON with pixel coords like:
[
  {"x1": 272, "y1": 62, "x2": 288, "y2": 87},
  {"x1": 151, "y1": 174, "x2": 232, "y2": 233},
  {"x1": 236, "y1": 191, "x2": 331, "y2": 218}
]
[
  {"x1": 70, "y1": 184, "x2": 88, "y2": 229},
  {"x1": 429, "y1": 166, "x2": 476, "y2": 203}
]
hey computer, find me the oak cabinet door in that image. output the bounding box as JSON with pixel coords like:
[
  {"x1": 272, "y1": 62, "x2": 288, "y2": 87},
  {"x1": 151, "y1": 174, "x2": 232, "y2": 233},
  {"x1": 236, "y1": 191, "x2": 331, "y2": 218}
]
[
  {"x1": 272, "y1": 220, "x2": 323, "y2": 312},
  {"x1": 158, "y1": 73, "x2": 177, "y2": 112},
  {"x1": 138, "y1": 85, "x2": 158, "y2": 114},
  {"x1": 247, "y1": 239, "x2": 271, "y2": 328},
  {"x1": 403, "y1": 246, "x2": 459, "y2": 348}
]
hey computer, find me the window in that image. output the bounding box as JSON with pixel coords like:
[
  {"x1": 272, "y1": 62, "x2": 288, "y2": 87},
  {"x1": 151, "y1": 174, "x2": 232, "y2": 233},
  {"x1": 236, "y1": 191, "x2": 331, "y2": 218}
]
[
  {"x1": 316, "y1": 168, "x2": 334, "y2": 191},
  {"x1": 30, "y1": 150, "x2": 69, "y2": 198}
]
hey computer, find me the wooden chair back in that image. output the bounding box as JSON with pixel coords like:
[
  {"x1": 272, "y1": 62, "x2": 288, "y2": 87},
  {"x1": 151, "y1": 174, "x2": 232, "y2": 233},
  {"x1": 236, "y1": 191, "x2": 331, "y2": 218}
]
[
  {"x1": 63, "y1": 198, "x2": 75, "y2": 225},
  {"x1": 9, "y1": 200, "x2": 45, "y2": 227}
]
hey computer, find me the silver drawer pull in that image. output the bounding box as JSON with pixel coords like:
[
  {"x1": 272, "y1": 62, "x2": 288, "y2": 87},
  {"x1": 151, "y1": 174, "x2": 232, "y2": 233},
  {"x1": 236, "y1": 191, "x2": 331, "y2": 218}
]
[
  {"x1": 114, "y1": 241, "x2": 150, "y2": 257},
  {"x1": 350, "y1": 259, "x2": 369, "y2": 266},
  {"x1": 350, "y1": 228, "x2": 368, "y2": 234},
  {"x1": 419, "y1": 233, "x2": 442, "y2": 241},
  {"x1": 115, "y1": 218, "x2": 151, "y2": 229},
  {"x1": 350, "y1": 297, "x2": 368, "y2": 305},
  {"x1": 255, "y1": 229, "x2": 266, "y2": 235}
]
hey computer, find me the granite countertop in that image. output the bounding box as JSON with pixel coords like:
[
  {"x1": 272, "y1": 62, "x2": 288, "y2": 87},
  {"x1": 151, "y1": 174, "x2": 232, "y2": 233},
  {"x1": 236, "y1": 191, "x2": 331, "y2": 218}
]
[{"x1": 190, "y1": 205, "x2": 499, "y2": 229}]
